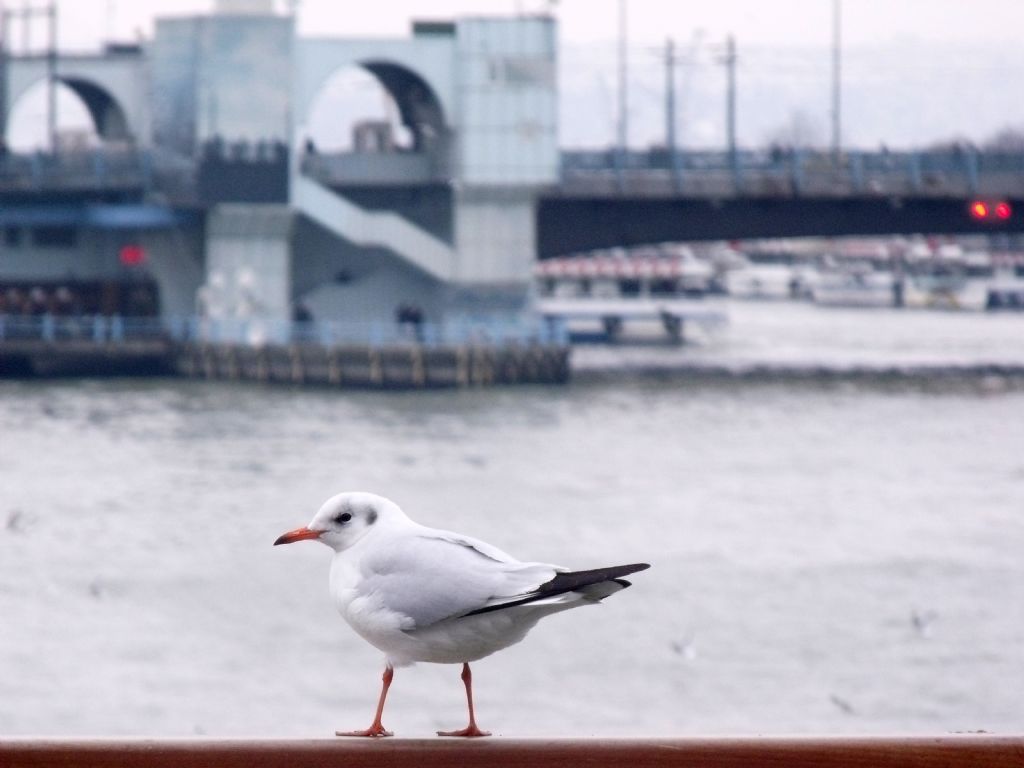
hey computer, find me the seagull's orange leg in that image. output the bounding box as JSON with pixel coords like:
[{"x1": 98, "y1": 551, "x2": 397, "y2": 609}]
[
  {"x1": 337, "y1": 664, "x2": 394, "y2": 737},
  {"x1": 438, "y1": 663, "x2": 491, "y2": 737}
]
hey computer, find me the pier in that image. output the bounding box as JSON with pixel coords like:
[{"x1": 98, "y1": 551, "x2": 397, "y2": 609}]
[
  {"x1": 0, "y1": 315, "x2": 570, "y2": 387},
  {"x1": 178, "y1": 341, "x2": 569, "y2": 388}
]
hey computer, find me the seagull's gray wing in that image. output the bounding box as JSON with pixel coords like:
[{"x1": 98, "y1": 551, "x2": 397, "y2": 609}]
[{"x1": 358, "y1": 531, "x2": 557, "y2": 630}]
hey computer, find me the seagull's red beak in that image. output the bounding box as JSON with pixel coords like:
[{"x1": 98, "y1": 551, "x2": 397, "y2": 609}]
[{"x1": 274, "y1": 526, "x2": 323, "y2": 546}]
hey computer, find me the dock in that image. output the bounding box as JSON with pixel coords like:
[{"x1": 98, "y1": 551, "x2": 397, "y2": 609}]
[
  {"x1": 0, "y1": 315, "x2": 570, "y2": 387},
  {"x1": 537, "y1": 298, "x2": 727, "y2": 342},
  {"x1": 177, "y1": 341, "x2": 569, "y2": 388}
]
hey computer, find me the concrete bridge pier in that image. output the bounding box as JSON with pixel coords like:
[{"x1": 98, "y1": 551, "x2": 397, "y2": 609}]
[
  {"x1": 200, "y1": 205, "x2": 293, "y2": 344},
  {"x1": 450, "y1": 186, "x2": 539, "y2": 317}
]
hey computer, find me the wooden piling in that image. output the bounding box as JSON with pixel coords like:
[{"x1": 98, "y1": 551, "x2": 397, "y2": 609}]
[
  {"x1": 327, "y1": 348, "x2": 342, "y2": 385},
  {"x1": 171, "y1": 340, "x2": 568, "y2": 389}
]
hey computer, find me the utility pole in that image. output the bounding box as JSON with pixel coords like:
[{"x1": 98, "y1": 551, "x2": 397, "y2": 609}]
[
  {"x1": 2, "y1": 2, "x2": 58, "y2": 152},
  {"x1": 723, "y1": 35, "x2": 738, "y2": 186},
  {"x1": 663, "y1": 37, "x2": 683, "y2": 191},
  {"x1": 47, "y1": 1, "x2": 56, "y2": 153},
  {"x1": 831, "y1": 0, "x2": 842, "y2": 164},
  {"x1": 665, "y1": 38, "x2": 675, "y2": 157},
  {"x1": 0, "y1": 10, "x2": 7, "y2": 146},
  {"x1": 616, "y1": 0, "x2": 627, "y2": 189},
  {"x1": 105, "y1": 0, "x2": 114, "y2": 43}
]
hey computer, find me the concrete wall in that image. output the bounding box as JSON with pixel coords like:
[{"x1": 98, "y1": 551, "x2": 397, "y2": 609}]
[
  {"x1": 150, "y1": 20, "x2": 200, "y2": 154},
  {"x1": 454, "y1": 17, "x2": 558, "y2": 186},
  {"x1": 291, "y1": 215, "x2": 444, "y2": 326},
  {"x1": 453, "y1": 186, "x2": 537, "y2": 285},
  {"x1": 140, "y1": 226, "x2": 206, "y2": 318},
  {"x1": 152, "y1": 15, "x2": 292, "y2": 155},
  {"x1": 202, "y1": 205, "x2": 292, "y2": 339},
  {"x1": 331, "y1": 184, "x2": 453, "y2": 244}
]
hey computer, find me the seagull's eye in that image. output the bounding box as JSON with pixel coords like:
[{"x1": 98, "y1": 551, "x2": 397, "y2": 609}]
[{"x1": 335, "y1": 512, "x2": 353, "y2": 524}]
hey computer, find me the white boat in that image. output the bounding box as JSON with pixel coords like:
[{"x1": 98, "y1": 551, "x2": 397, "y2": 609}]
[
  {"x1": 811, "y1": 262, "x2": 896, "y2": 307},
  {"x1": 534, "y1": 249, "x2": 726, "y2": 342},
  {"x1": 725, "y1": 262, "x2": 805, "y2": 300},
  {"x1": 902, "y1": 248, "x2": 995, "y2": 311}
]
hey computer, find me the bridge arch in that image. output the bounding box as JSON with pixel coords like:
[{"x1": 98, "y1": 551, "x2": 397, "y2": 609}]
[
  {"x1": 359, "y1": 60, "x2": 446, "y2": 152},
  {"x1": 295, "y1": 38, "x2": 455, "y2": 149},
  {"x1": 58, "y1": 77, "x2": 132, "y2": 141},
  {"x1": 3, "y1": 77, "x2": 132, "y2": 149},
  {"x1": 2, "y1": 52, "x2": 148, "y2": 147},
  {"x1": 304, "y1": 60, "x2": 447, "y2": 154}
]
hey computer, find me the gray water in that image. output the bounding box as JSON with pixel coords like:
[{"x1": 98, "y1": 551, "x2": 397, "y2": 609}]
[
  {"x1": 575, "y1": 301, "x2": 1024, "y2": 373},
  {"x1": 2, "y1": 304, "x2": 1023, "y2": 737}
]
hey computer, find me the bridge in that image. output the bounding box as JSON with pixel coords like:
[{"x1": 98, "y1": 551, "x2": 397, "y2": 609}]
[
  {"x1": 2, "y1": 2, "x2": 1023, "y2": 334},
  {"x1": 6, "y1": 143, "x2": 1020, "y2": 257},
  {"x1": 540, "y1": 147, "x2": 1024, "y2": 256}
]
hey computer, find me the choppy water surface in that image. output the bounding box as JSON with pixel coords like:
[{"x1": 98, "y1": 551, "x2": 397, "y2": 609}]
[
  {"x1": 575, "y1": 300, "x2": 1024, "y2": 373},
  {"x1": 2, "y1": 305, "x2": 1023, "y2": 737}
]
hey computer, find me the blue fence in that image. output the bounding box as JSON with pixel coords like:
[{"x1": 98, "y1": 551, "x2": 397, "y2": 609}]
[{"x1": 0, "y1": 314, "x2": 570, "y2": 348}]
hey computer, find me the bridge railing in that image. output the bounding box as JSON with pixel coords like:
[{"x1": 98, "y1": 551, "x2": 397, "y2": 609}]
[
  {"x1": 0, "y1": 314, "x2": 570, "y2": 349},
  {"x1": 0, "y1": 148, "x2": 153, "y2": 192},
  {"x1": 0, "y1": 314, "x2": 168, "y2": 344},
  {"x1": 301, "y1": 150, "x2": 449, "y2": 186},
  {"x1": 0, "y1": 736, "x2": 1021, "y2": 768},
  {"x1": 560, "y1": 148, "x2": 1024, "y2": 198},
  {"x1": 3, "y1": 146, "x2": 1021, "y2": 199},
  {"x1": 181, "y1": 316, "x2": 568, "y2": 348}
]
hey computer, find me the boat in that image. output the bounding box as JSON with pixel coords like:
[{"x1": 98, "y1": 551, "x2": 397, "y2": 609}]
[
  {"x1": 811, "y1": 260, "x2": 897, "y2": 307},
  {"x1": 534, "y1": 247, "x2": 726, "y2": 342},
  {"x1": 984, "y1": 252, "x2": 1024, "y2": 310}
]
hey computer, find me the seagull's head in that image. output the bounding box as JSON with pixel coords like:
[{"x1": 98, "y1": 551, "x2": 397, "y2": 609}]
[{"x1": 274, "y1": 492, "x2": 404, "y2": 552}]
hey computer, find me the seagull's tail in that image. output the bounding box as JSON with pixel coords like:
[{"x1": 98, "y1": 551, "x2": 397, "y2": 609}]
[
  {"x1": 539, "y1": 562, "x2": 649, "y2": 604},
  {"x1": 464, "y1": 562, "x2": 650, "y2": 617}
]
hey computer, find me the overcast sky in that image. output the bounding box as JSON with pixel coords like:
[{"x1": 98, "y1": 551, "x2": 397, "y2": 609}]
[
  {"x1": 6, "y1": 1, "x2": 1024, "y2": 150},
  {"x1": 39, "y1": 0, "x2": 1024, "y2": 49}
]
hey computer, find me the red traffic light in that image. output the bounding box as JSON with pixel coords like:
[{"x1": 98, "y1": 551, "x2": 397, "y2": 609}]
[
  {"x1": 119, "y1": 244, "x2": 146, "y2": 266},
  {"x1": 969, "y1": 200, "x2": 1012, "y2": 222}
]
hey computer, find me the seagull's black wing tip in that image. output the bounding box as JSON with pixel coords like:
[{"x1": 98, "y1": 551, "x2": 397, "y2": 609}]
[
  {"x1": 612, "y1": 562, "x2": 651, "y2": 578},
  {"x1": 463, "y1": 561, "x2": 650, "y2": 617},
  {"x1": 613, "y1": 563, "x2": 651, "y2": 589}
]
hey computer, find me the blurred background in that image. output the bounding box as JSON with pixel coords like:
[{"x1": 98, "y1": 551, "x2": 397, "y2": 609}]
[{"x1": 1, "y1": 0, "x2": 1023, "y2": 738}]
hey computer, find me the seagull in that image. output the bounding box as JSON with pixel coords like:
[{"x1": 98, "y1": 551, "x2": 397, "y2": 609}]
[{"x1": 274, "y1": 491, "x2": 650, "y2": 738}]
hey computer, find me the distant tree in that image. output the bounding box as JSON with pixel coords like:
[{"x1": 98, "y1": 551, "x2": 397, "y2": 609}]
[
  {"x1": 984, "y1": 126, "x2": 1024, "y2": 151},
  {"x1": 925, "y1": 134, "x2": 975, "y2": 152},
  {"x1": 764, "y1": 109, "x2": 823, "y2": 151}
]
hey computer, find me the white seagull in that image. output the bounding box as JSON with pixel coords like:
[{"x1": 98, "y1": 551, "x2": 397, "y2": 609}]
[{"x1": 274, "y1": 491, "x2": 650, "y2": 738}]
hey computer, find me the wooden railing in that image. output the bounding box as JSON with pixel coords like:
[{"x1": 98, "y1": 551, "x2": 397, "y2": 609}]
[{"x1": 1, "y1": 736, "x2": 1022, "y2": 768}]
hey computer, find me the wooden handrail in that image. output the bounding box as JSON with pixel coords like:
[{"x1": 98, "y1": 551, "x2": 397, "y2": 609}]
[{"x1": 1, "y1": 736, "x2": 1021, "y2": 768}]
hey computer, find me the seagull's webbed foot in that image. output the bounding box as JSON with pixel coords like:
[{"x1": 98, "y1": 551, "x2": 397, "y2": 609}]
[
  {"x1": 437, "y1": 663, "x2": 491, "y2": 737},
  {"x1": 336, "y1": 664, "x2": 394, "y2": 737},
  {"x1": 336, "y1": 725, "x2": 393, "y2": 738},
  {"x1": 437, "y1": 724, "x2": 491, "y2": 738}
]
